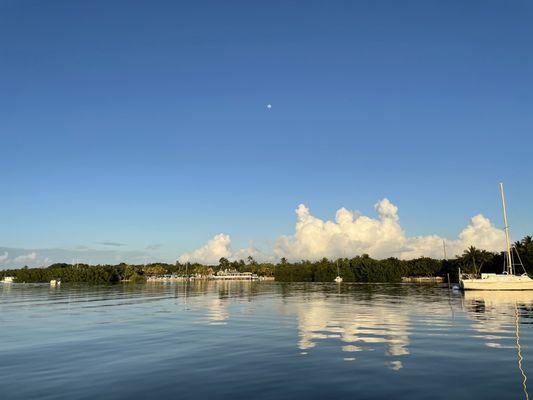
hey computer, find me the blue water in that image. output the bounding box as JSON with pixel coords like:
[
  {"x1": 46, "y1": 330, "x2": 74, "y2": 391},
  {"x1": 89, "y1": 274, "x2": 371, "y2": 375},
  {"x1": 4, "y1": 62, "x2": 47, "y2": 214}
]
[{"x1": 1, "y1": 282, "x2": 531, "y2": 399}]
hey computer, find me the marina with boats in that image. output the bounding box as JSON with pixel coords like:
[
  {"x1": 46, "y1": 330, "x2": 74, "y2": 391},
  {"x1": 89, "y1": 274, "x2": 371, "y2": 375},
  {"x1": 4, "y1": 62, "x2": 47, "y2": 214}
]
[{"x1": 147, "y1": 269, "x2": 269, "y2": 282}]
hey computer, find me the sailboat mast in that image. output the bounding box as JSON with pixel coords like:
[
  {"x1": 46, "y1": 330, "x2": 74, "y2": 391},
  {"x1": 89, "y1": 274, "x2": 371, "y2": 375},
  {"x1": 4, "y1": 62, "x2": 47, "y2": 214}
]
[{"x1": 499, "y1": 182, "x2": 513, "y2": 275}]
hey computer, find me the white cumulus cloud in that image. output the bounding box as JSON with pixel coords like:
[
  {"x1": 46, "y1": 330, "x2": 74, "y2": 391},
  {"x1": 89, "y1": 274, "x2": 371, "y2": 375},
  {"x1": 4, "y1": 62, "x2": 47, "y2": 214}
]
[
  {"x1": 178, "y1": 234, "x2": 232, "y2": 264},
  {"x1": 14, "y1": 251, "x2": 38, "y2": 263},
  {"x1": 0, "y1": 251, "x2": 8, "y2": 263},
  {"x1": 178, "y1": 234, "x2": 265, "y2": 265},
  {"x1": 275, "y1": 199, "x2": 505, "y2": 261},
  {"x1": 178, "y1": 198, "x2": 507, "y2": 264}
]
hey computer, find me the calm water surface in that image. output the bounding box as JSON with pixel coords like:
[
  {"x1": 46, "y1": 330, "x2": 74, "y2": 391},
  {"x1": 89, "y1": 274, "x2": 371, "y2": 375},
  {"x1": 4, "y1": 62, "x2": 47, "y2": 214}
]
[{"x1": 1, "y1": 282, "x2": 532, "y2": 399}]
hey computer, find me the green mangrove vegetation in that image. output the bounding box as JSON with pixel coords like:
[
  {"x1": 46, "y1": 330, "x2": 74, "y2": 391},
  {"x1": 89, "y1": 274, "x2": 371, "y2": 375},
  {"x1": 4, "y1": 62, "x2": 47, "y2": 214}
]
[{"x1": 1, "y1": 236, "x2": 532, "y2": 284}]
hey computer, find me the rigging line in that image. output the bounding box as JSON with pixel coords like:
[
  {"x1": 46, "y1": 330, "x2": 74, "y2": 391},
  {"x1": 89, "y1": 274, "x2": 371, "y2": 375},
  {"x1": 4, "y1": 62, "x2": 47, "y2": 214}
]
[{"x1": 514, "y1": 247, "x2": 528, "y2": 275}]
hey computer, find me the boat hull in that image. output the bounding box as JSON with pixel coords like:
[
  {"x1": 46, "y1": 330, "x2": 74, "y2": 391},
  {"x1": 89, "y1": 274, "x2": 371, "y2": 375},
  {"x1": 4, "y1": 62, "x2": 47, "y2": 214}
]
[{"x1": 461, "y1": 275, "x2": 533, "y2": 291}]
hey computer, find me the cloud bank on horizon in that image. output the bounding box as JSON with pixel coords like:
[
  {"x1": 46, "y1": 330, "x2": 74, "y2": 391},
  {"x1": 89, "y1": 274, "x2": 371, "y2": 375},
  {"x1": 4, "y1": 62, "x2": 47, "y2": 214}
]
[
  {"x1": 0, "y1": 247, "x2": 156, "y2": 269},
  {"x1": 178, "y1": 198, "x2": 506, "y2": 264},
  {"x1": 13, "y1": 251, "x2": 38, "y2": 263}
]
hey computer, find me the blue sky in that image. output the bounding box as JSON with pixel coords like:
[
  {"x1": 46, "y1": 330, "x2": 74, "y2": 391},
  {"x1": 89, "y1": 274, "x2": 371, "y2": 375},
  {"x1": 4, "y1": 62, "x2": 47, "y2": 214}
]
[{"x1": 1, "y1": 1, "x2": 532, "y2": 266}]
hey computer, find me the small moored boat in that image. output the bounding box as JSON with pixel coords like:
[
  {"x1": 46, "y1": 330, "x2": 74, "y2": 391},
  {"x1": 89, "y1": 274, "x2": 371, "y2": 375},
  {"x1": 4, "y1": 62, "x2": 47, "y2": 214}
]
[{"x1": 334, "y1": 261, "x2": 343, "y2": 283}]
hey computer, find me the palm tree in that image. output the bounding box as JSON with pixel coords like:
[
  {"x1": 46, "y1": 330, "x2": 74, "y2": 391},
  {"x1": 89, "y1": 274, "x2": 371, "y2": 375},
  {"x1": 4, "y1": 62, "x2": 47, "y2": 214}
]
[
  {"x1": 460, "y1": 246, "x2": 494, "y2": 276},
  {"x1": 247, "y1": 256, "x2": 256, "y2": 265}
]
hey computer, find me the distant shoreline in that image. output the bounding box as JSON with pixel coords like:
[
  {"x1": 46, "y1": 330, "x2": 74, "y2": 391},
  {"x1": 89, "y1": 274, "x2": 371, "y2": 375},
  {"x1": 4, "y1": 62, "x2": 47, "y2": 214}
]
[{"x1": 2, "y1": 237, "x2": 531, "y2": 284}]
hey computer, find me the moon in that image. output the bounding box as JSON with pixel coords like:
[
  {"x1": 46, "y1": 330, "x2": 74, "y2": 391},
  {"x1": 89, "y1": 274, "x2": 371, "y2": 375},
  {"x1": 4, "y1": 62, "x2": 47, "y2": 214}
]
[{"x1": 266, "y1": 104, "x2": 272, "y2": 109}]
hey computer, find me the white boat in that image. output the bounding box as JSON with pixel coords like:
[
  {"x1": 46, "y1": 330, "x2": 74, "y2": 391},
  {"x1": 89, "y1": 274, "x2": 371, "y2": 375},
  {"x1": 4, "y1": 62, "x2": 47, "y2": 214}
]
[
  {"x1": 213, "y1": 269, "x2": 259, "y2": 280},
  {"x1": 460, "y1": 183, "x2": 533, "y2": 291},
  {"x1": 461, "y1": 273, "x2": 533, "y2": 291},
  {"x1": 334, "y1": 261, "x2": 343, "y2": 283},
  {"x1": 50, "y1": 279, "x2": 61, "y2": 286},
  {"x1": 1, "y1": 276, "x2": 15, "y2": 283}
]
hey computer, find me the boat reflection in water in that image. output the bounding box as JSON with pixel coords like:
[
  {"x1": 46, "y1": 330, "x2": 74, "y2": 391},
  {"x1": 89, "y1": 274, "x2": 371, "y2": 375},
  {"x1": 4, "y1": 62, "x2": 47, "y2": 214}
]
[
  {"x1": 186, "y1": 280, "x2": 259, "y2": 324},
  {"x1": 463, "y1": 291, "x2": 532, "y2": 399}
]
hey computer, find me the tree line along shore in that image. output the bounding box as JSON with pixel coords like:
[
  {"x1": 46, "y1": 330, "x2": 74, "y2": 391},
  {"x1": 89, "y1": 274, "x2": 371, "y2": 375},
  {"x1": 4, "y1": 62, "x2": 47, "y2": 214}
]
[{"x1": 2, "y1": 236, "x2": 532, "y2": 285}]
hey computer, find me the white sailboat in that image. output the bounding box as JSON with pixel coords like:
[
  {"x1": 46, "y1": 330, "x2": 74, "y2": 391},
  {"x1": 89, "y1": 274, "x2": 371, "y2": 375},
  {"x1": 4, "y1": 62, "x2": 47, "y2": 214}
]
[
  {"x1": 334, "y1": 260, "x2": 343, "y2": 283},
  {"x1": 460, "y1": 183, "x2": 533, "y2": 290}
]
